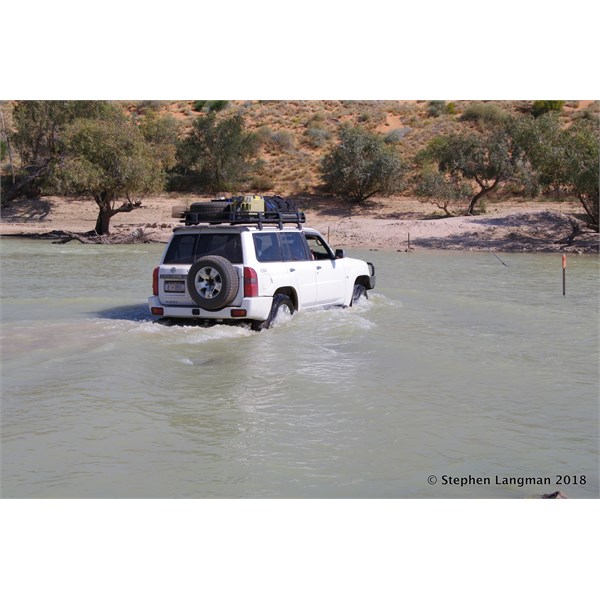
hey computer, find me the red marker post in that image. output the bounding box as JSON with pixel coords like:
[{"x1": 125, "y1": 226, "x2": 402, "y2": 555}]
[{"x1": 562, "y1": 254, "x2": 566, "y2": 296}]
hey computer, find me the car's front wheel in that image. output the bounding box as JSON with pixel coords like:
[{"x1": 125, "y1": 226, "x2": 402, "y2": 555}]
[
  {"x1": 351, "y1": 283, "x2": 368, "y2": 306},
  {"x1": 251, "y1": 294, "x2": 294, "y2": 331}
]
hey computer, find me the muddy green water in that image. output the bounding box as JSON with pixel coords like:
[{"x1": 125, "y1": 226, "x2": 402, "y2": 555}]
[{"x1": 1, "y1": 239, "x2": 598, "y2": 498}]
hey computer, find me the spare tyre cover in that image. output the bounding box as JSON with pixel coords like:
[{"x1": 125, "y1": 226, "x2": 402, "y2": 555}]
[{"x1": 186, "y1": 255, "x2": 239, "y2": 310}]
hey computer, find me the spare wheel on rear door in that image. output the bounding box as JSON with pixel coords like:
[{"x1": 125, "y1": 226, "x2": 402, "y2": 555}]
[{"x1": 187, "y1": 255, "x2": 239, "y2": 310}]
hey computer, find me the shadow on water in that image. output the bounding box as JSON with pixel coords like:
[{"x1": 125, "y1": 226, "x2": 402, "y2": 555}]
[
  {"x1": 93, "y1": 304, "x2": 227, "y2": 329},
  {"x1": 94, "y1": 303, "x2": 154, "y2": 322}
]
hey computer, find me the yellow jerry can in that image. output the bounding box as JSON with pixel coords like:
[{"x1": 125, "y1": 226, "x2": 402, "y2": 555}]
[{"x1": 239, "y1": 195, "x2": 265, "y2": 212}]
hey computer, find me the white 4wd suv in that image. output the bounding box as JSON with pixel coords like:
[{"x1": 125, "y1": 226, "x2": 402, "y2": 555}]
[{"x1": 148, "y1": 205, "x2": 375, "y2": 331}]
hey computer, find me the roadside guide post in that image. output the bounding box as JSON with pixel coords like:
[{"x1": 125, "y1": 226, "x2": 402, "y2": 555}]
[{"x1": 562, "y1": 254, "x2": 566, "y2": 296}]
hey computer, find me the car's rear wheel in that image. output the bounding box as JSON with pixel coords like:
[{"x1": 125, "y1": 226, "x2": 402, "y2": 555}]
[
  {"x1": 251, "y1": 294, "x2": 294, "y2": 331},
  {"x1": 187, "y1": 255, "x2": 239, "y2": 310}
]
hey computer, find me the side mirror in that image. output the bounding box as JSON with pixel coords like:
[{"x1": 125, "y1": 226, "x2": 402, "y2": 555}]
[{"x1": 335, "y1": 249, "x2": 346, "y2": 259}]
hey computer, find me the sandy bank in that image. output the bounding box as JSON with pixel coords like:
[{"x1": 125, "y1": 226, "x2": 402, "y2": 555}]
[{"x1": 1, "y1": 195, "x2": 597, "y2": 253}]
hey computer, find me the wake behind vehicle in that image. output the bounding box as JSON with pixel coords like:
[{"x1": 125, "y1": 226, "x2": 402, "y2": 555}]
[{"x1": 148, "y1": 195, "x2": 376, "y2": 330}]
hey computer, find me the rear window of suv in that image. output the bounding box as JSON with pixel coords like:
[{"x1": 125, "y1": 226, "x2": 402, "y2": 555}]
[{"x1": 164, "y1": 233, "x2": 243, "y2": 264}]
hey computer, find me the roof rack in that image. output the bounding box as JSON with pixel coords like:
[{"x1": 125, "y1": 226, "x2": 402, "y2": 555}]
[{"x1": 183, "y1": 210, "x2": 306, "y2": 230}]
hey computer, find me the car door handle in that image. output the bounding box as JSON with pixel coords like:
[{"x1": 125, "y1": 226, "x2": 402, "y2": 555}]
[
  {"x1": 289, "y1": 268, "x2": 296, "y2": 272},
  {"x1": 316, "y1": 266, "x2": 322, "y2": 270}
]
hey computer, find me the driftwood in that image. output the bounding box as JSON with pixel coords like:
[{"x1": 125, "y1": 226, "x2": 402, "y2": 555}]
[{"x1": 9, "y1": 228, "x2": 160, "y2": 244}]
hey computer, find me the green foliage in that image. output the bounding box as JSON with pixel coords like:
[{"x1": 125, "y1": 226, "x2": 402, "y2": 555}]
[
  {"x1": 12, "y1": 101, "x2": 113, "y2": 169},
  {"x1": 564, "y1": 118, "x2": 599, "y2": 229},
  {"x1": 320, "y1": 126, "x2": 405, "y2": 203},
  {"x1": 511, "y1": 113, "x2": 562, "y2": 188},
  {"x1": 427, "y1": 101, "x2": 456, "y2": 117},
  {"x1": 514, "y1": 113, "x2": 598, "y2": 229},
  {"x1": 138, "y1": 112, "x2": 180, "y2": 171},
  {"x1": 176, "y1": 113, "x2": 260, "y2": 192},
  {"x1": 193, "y1": 101, "x2": 207, "y2": 112},
  {"x1": 206, "y1": 100, "x2": 229, "y2": 113},
  {"x1": 8, "y1": 101, "x2": 115, "y2": 200},
  {"x1": 415, "y1": 136, "x2": 449, "y2": 166},
  {"x1": 416, "y1": 168, "x2": 472, "y2": 216},
  {"x1": 52, "y1": 113, "x2": 166, "y2": 234},
  {"x1": 0, "y1": 139, "x2": 7, "y2": 162},
  {"x1": 423, "y1": 124, "x2": 533, "y2": 214},
  {"x1": 459, "y1": 102, "x2": 507, "y2": 128},
  {"x1": 531, "y1": 100, "x2": 565, "y2": 118}
]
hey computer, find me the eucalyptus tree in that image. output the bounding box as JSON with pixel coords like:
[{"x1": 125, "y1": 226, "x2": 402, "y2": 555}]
[
  {"x1": 320, "y1": 126, "x2": 405, "y2": 203},
  {"x1": 176, "y1": 112, "x2": 259, "y2": 192},
  {"x1": 418, "y1": 124, "x2": 533, "y2": 215},
  {"x1": 9, "y1": 100, "x2": 110, "y2": 198},
  {"x1": 53, "y1": 110, "x2": 167, "y2": 235},
  {"x1": 513, "y1": 112, "x2": 599, "y2": 230}
]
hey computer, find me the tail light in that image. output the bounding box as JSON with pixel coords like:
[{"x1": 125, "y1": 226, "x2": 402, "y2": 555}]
[
  {"x1": 243, "y1": 267, "x2": 258, "y2": 297},
  {"x1": 153, "y1": 267, "x2": 159, "y2": 296}
]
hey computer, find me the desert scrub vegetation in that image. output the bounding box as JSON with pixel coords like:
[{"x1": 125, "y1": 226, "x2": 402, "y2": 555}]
[
  {"x1": 175, "y1": 112, "x2": 260, "y2": 192},
  {"x1": 531, "y1": 100, "x2": 565, "y2": 118},
  {"x1": 321, "y1": 126, "x2": 406, "y2": 203},
  {"x1": 384, "y1": 128, "x2": 412, "y2": 144},
  {"x1": 459, "y1": 102, "x2": 507, "y2": 127},
  {"x1": 134, "y1": 100, "x2": 167, "y2": 115},
  {"x1": 249, "y1": 174, "x2": 275, "y2": 192},
  {"x1": 257, "y1": 127, "x2": 296, "y2": 151},
  {"x1": 305, "y1": 127, "x2": 331, "y2": 148},
  {"x1": 2, "y1": 99, "x2": 597, "y2": 214},
  {"x1": 303, "y1": 112, "x2": 334, "y2": 147},
  {"x1": 416, "y1": 124, "x2": 535, "y2": 215},
  {"x1": 427, "y1": 101, "x2": 457, "y2": 117},
  {"x1": 190, "y1": 100, "x2": 230, "y2": 113},
  {"x1": 416, "y1": 168, "x2": 472, "y2": 216}
]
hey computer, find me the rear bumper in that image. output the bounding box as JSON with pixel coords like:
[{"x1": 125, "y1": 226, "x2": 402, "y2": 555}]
[{"x1": 148, "y1": 295, "x2": 273, "y2": 321}]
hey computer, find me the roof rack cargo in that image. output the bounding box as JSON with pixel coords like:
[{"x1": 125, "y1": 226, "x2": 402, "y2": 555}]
[{"x1": 183, "y1": 210, "x2": 306, "y2": 230}]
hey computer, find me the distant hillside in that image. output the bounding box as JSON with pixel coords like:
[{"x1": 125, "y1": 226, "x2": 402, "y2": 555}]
[
  {"x1": 121, "y1": 99, "x2": 598, "y2": 194},
  {"x1": 2, "y1": 99, "x2": 597, "y2": 198}
]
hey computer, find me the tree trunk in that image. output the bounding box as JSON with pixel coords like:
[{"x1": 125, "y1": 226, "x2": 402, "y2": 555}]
[
  {"x1": 95, "y1": 208, "x2": 112, "y2": 235},
  {"x1": 94, "y1": 193, "x2": 143, "y2": 235},
  {"x1": 466, "y1": 177, "x2": 500, "y2": 215},
  {"x1": 577, "y1": 192, "x2": 599, "y2": 232},
  {"x1": 95, "y1": 193, "x2": 114, "y2": 235}
]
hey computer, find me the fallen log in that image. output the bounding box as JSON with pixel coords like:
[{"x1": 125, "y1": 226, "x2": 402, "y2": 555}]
[{"x1": 2, "y1": 227, "x2": 161, "y2": 244}]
